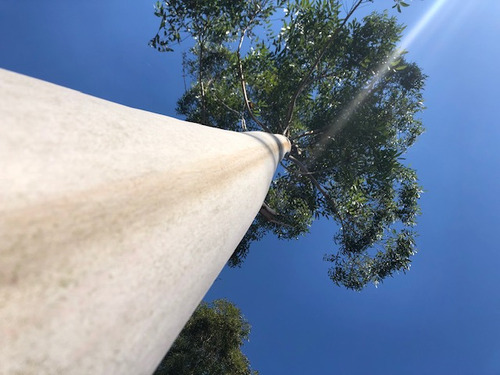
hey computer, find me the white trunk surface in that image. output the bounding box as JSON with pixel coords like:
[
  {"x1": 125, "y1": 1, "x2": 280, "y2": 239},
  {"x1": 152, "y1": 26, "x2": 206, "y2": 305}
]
[{"x1": 0, "y1": 69, "x2": 290, "y2": 374}]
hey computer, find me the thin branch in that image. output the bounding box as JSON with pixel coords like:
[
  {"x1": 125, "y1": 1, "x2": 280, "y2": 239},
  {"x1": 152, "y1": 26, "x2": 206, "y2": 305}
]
[
  {"x1": 210, "y1": 89, "x2": 241, "y2": 116},
  {"x1": 290, "y1": 128, "x2": 325, "y2": 141},
  {"x1": 236, "y1": 31, "x2": 272, "y2": 133},
  {"x1": 209, "y1": 89, "x2": 250, "y2": 131},
  {"x1": 286, "y1": 154, "x2": 350, "y2": 256},
  {"x1": 280, "y1": 160, "x2": 330, "y2": 176},
  {"x1": 282, "y1": 0, "x2": 365, "y2": 136},
  {"x1": 287, "y1": 154, "x2": 344, "y2": 226},
  {"x1": 181, "y1": 52, "x2": 188, "y2": 93},
  {"x1": 198, "y1": 40, "x2": 209, "y2": 125},
  {"x1": 259, "y1": 202, "x2": 293, "y2": 228}
]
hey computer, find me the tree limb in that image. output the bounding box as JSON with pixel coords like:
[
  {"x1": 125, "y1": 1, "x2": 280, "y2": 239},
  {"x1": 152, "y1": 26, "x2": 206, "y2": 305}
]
[
  {"x1": 290, "y1": 128, "x2": 325, "y2": 141},
  {"x1": 286, "y1": 154, "x2": 343, "y2": 223},
  {"x1": 198, "y1": 40, "x2": 209, "y2": 125},
  {"x1": 210, "y1": 89, "x2": 241, "y2": 116},
  {"x1": 286, "y1": 154, "x2": 352, "y2": 252},
  {"x1": 259, "y1": 202, "x2": 293, "y2": 228},
  {"x1": 282, "y1": 0, "x2": 365, "y2": 136},
  {"x1": 236, "y1": 31, "x2": 272, "y2": 133}
]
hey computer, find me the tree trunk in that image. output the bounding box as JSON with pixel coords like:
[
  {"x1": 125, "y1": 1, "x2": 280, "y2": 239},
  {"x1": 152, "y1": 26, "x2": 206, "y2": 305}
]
[{"x1": 0, "y1": 69, "x2": 290, "y2": 375}]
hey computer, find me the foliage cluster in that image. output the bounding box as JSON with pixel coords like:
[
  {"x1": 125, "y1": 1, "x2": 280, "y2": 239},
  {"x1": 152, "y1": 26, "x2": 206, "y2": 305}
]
[
  {"x1": 154, "y1": 299, "x2": 257, "y2": 375},
  {"x1": 151, "y1": 0, "x2": 425, "y2": 290}
]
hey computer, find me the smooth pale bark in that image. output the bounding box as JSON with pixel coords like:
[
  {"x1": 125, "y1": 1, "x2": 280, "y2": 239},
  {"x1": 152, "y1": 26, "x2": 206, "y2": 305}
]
[{"x1": 0, "y1": 69, "x2": 290, "y2": 374}]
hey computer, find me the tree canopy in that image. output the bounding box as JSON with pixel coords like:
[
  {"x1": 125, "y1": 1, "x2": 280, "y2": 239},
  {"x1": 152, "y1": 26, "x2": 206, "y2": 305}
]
[
  {"x1": 153, "y1": 299, "x2": 257, "y2": 375},
  {"x1": 150, "y1": 0, "x2": 425, "y2": 290}
]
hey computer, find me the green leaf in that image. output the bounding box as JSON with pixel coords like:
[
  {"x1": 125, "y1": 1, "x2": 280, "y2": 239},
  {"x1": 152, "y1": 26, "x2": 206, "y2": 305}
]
[{"x1": 150, "y1": 0, "x2": 425, "y2": 291}]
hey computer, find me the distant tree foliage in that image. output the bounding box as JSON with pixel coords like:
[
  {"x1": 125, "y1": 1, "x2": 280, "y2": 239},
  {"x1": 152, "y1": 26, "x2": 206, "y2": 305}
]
[
  {"x1": 150, "y1": 0, "x2": 425, "y2": 290},
  {"x1": 153, "y1": 299, "x2": 257, "y2": 375}
]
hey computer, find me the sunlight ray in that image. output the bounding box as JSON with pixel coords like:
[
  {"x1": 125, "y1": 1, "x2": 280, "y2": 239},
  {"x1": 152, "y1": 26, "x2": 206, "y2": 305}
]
[{"x1": 309, "y1": 0, "x2": 450, "y2": 161}]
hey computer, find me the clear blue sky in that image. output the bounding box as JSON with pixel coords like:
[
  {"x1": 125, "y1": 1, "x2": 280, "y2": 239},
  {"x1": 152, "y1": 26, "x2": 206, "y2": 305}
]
[{"x1": 1, "y1": 1, "x2": 499, "y2": 374}]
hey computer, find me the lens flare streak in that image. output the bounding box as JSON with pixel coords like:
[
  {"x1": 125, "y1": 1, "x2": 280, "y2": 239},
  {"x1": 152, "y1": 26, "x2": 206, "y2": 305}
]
[{"x1": 311, "y1": 0, "x2": 449, "y2": 158}]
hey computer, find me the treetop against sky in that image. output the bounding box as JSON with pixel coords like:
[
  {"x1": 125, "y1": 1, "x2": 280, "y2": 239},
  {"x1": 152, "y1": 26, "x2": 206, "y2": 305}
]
[{"x1": 150, "y1": 0, "x2": 425, "y2": 290}]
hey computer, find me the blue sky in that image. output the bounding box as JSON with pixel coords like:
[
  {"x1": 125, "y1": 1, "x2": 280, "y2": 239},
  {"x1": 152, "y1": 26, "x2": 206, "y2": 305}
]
[{"x1": 1, "y1": 0, "x2": 499, "y2": 374}]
